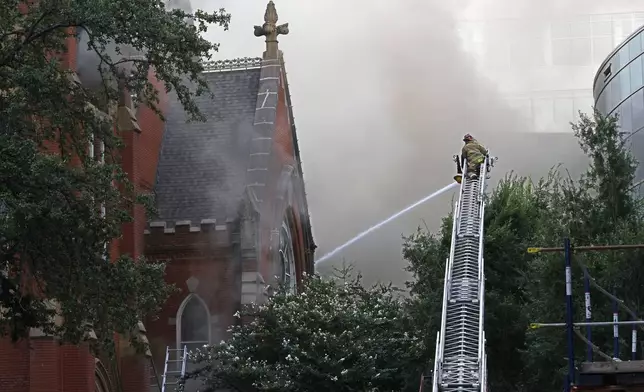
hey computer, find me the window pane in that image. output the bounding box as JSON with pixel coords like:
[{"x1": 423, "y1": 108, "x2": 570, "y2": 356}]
[
  {"x1": 597, "y1": 89, "x2": 608, "y2": 114},
  {"x1": 635, "y1": 19, "x2": 644, "y2": 31},
  {"x1": 631, "y1": 129, "x2": 644, "y2": 182},
  {"x1": 621, "y1": 97, "x2": 633, "y2": 132},
  {"x1": 553, "y1": 38, "x2": 592, "y2": 66},
  {"x1": 508, "y1": 98, "x2": 533, "y2": 120},
  {"x1": 616, "y1": 18, "x2": 635, "y2": 40},
  {"x1": 570, "y1": 20, "x2": 590, "y2": 37},
  {"x1": 591, "y1": 19, "x2": 612, "y2": 36},
  {"x1": 616, "y1": 46, "x2": 631, "y2": 69},
  {"x1": 554, "y1": 97, "x2": 574, "y2": 125},
  {"x1": 180, "y1": 297, "x2": 209, "y2": 342},
  {"x1": 632, "y1": 88, "x2": 644, "y2": 130},
  {"x1": 611, "y1": 77, "x2": 622, "y2": 112},
  {"x1": 571, "y1": 38, "x2": 592, "y2": 65},
  {"x1": 533, "y1": 98, "x2": 554, "y2": 131},
  {"x1": 552, "y1": 40, "x2": 572, "y2": 65},
  {"x1": 632, "y1": 56, "x2": 643, "y2": 92},
  {"x1": 552, "y1": 22, "x2": 571, "y2": 39},
  {"x1": 620, "y1": 69, "x2": 632, "y2": 101},
  {"x1": 574, "y1": 96, "x2": 594, "y2": 117},
  {"x1": 629, "y1": 34, "x2": 643, "y2": 59},
  {"x1": 593, "y1": 36, "x2": 615, "y2": 64},
  {"x1": 510, "y1": 38, "x2": 546, "y2": 66}
]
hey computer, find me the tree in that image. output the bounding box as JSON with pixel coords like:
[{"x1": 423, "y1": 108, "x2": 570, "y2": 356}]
[
  {"x1": 405, "y1": 110, "x2": 644, "y2": 392},
  {"x1": 0, "y1": 0, "x2": 230, "y2": 348},
  {"x1": 521, "y1": 111, "x2": 644, "y2": 392},
  {"x1": 405, "y1": 176, "x2": 544, "y2": 391},
  {"x1": 191, "y1": 269, "x2": 428, "y2": 392}
]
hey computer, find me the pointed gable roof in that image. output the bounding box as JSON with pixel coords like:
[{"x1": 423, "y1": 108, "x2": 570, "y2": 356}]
[
  {"x1": 151, "y1": 1, "x2": 315, "y2": 265},
  {"x1": 154, "y1": 60, "x2": 263, "y2": 224}
]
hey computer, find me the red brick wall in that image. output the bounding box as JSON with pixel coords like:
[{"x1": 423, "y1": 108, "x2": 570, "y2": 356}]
[
  {"x1": 258, "y1": 63, "x2": 311, "y2": 283},
  {"x1": 0, "y1": 338, "x2": 95, "y2": 392},
  {"x1": 118, "y1": 66, "x2": 168, "y2": 261},
  {"x1": 144, "y1": 225, "x2": 239, "y2": 374},
  {"x1": 121, "y1": 355, "x2": 148, "y2": 392},
  {"x1": 0, "y1": 338, "x2": 30, "y2": 391},
  {"x1": 273, "y1": 71, "x2": 295, "y2": 166},
  {"x1": 117, "y1": 61, "x2": 168, "y2": 392},
  {"x1": 0, "y1": 26, "x2": 169, "y2": 392},
  {"x1": 30, "y1": 339, "x2": 61, "y2": 392},
  {"x1": 59, "y1": 343, "x2": 95, "y2": 392}
]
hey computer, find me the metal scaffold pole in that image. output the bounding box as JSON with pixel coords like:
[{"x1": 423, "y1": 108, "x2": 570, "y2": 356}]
[
  {"x1": 564, "y1": 238, "x2": 575, "y2": 392},
  {"x1": 583, "y1": 269, "x2": 592, "y2": 361},
  {"x1": 531, "y1": 320, "x2": 644, "y2": 328},
  {"x1": 613, "y1": 286, "x2": 620, "y2": 359},
  {"x1": 527, "y1": 241, "x2": 644, "y2": 392}
]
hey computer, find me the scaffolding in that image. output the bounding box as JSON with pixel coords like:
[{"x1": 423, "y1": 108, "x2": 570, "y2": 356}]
[{"x1": 528, "y1": 240, "x2": 644, "y2": 392}]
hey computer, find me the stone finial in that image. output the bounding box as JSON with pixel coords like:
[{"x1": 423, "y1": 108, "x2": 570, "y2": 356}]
[{"x1": 253, "y1": 1, "x2": 289, "y2": 59}]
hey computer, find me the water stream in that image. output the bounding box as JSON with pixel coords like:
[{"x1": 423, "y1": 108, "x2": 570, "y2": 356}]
[{"x1": 315, "y1": 182, "x2": 458, "y2": 264}]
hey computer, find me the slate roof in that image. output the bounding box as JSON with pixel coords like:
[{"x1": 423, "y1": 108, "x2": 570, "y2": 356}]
[{"x1": 154, "y1": 68, "x2": 261, "y2": 223}]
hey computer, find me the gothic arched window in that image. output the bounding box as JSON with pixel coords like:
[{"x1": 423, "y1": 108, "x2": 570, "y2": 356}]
[
  {"x1": 278, "y1": 220, "x2": 297, "y2": 293},
  {"x1": 177, "y1": 294, "x2": 210, "y2": 354}
]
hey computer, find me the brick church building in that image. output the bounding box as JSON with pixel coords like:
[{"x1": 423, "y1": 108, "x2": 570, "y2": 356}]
[{"x1": 0, "y1": 1, "x2": 315, "y2": 391}]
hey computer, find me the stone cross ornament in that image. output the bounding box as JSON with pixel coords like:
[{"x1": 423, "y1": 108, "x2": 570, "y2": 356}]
[{"x1": 254, "y1": 1, "x2": 289, "y2": 59}]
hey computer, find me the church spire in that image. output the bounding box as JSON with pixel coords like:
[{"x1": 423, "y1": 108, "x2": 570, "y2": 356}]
[{"x1": 253, "y1": 1, "x2": 289, "y2": 59}]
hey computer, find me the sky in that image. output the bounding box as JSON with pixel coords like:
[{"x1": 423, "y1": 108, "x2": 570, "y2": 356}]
[{"x1": 190, "y1": 0, "x2": 643, "y2": 287}]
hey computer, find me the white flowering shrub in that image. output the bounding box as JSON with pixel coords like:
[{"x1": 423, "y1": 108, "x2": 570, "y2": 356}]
[{"x1": 189, "y1": 270, "x2": 428, "y2": 391}]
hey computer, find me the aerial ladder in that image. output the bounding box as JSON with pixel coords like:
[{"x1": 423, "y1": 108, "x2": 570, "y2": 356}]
[{"x1": 426, "y1": 154, "x2": 495, "y2": 392}]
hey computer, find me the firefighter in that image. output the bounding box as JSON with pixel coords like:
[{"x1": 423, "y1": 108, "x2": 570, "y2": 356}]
[{"x1": 461, "y1": 134, "x2": 488, "y2": 179}]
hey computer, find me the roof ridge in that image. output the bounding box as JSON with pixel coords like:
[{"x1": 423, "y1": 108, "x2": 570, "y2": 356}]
[{"x1": 202, "y1": 57, "x2": 263, "y2": 73}]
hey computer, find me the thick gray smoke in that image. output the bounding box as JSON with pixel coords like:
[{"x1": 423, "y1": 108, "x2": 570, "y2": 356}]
[
  {"x1": 196, "y1": 0, "x2": 644, "y2": 286},
  {"x1": 76, "y1": 0, "x2": 194, "y2": 91}
]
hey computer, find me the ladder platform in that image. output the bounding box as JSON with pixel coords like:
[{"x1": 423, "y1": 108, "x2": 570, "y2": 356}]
[{"x1": 576, "y1": 361, "x2": 644, "y2": 388}]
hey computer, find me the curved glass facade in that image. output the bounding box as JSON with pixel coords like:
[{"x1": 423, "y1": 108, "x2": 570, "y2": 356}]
[{"x1": 594, "y1": 25, "x2": 644, "y2": 190}]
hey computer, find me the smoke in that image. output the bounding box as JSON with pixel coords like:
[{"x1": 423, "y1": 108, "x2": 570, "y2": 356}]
[
  {"x1": 194, "y1": 0, "x2": 644, "y2": 286},
  {"x1": 76, "y1": 0, "x2": 193, "y2": 91},
  {"x1": 279, "y1": 0, "x2": 586, "y2": 285}
]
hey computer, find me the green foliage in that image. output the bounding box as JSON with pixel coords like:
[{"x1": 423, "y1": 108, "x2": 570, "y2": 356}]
[
  {"x1": 0, "y1": 0, "x2": 228, "y2": 348},
  {"x1": 188, "y1": 108, "x2": 643, "y2": 391},
  {"x1": 405, "y1": 109, "x2": 644, "y2": 392},
  {"x1": 191, "y1": 270, "x2": 428, "y2": 392}
]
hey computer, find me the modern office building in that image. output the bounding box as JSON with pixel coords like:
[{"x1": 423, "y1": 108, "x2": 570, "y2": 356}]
[
  {"x1": 594, "y1": 24, "x2": 644, "y2": 190},
  {"x1": 456, "y1": 9, "x2": 644, "y2": 133}
]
